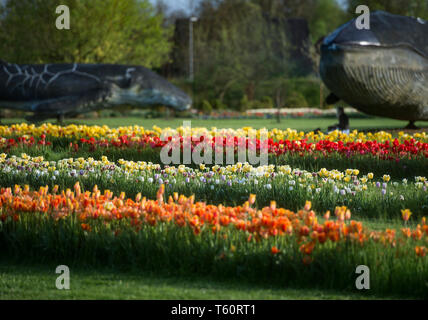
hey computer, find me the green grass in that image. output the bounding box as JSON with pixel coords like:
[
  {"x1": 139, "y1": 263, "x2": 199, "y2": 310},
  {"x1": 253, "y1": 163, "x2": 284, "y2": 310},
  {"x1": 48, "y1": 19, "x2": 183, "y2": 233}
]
[
  {"x1": 2, "y1": 116, "x2": 428, "y2": 131},
  {"x1": 0, "y1": 260, "x2": 406, "y2": 300}
]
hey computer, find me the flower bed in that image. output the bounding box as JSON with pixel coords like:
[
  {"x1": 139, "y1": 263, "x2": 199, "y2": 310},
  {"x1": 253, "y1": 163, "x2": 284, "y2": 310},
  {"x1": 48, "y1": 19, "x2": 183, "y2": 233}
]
[
  {"x1": 0, "y1": 153, "x2": 426, "y2": 219},
  {"x1": 1, "y1": 123, "x2": 427, "y2": 143},
  {"x1": 1, "y1": 123, "x2": 427, "y2": 298},
  {"x1": 0, "y1": 184, "x2": 426, "y2": 296}
]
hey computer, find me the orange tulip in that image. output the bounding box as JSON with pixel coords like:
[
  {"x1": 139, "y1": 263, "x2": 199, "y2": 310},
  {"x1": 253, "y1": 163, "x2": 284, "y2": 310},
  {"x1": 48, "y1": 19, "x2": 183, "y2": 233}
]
[
  {"x1": 271, "y1": 246, "x2": 280, "y2": 255},
  {"x1": 302, "y1": 255, "x2": 313, "y2": 265},
  {"x1": 81, "y1": 223, "x2": 91, "y2": 231},
  {"x1": 323, "y1": 211, "x2": 330, "y2": 220},
  {"x1": 415, "y1": 246, "x2": 427, "y2": 257}
]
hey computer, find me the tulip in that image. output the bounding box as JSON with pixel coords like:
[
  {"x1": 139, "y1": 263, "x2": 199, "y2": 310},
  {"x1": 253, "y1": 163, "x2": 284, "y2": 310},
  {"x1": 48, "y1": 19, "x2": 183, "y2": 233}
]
[
  {"x1": 401, "y1": 209, "x2": 412, "y2": 222},
  {"x1": 248, "y1": 194, "x2": 256, "y2": 206},
  {"x1": 271, "y1": 246, "x2": 280, "y2": 255}
]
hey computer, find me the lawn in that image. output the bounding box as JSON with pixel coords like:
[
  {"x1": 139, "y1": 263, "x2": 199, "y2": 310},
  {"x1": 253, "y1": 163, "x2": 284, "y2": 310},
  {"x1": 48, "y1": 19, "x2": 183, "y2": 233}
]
[
  {"x1": 2, "y1": 116, "x2": 428, "y2": 131},
  {"x1": 0, "y1": 260, "x2": 401, "y2": 300}
]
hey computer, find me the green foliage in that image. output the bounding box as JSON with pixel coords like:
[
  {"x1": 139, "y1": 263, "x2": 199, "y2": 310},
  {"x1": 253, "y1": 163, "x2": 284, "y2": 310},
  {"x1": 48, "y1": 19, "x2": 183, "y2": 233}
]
[
  {"x1": 239, "y1": 94, "x2": 249, "y2": 112},
  {"x1": 309, "y1": 0, "x2": 349, "y2": 42},
  {"x1": 251, "y1": 0, "x2": 348, "y2": 42},
  {"x1": 201, "y1": 100, "x2": 213, "y2": 114},
  {"x1": 260, "y1": 96, "x2": 274, "y2": 108},
  {"x1": 0, "y1": 0, "x2": 173, "y2": 67},
  {"x1": 213, "y1": 99, "x2": 227, "y2": 111},
  {"x1": 284, "y1": 91, "x2": 309, "y2": 108}
]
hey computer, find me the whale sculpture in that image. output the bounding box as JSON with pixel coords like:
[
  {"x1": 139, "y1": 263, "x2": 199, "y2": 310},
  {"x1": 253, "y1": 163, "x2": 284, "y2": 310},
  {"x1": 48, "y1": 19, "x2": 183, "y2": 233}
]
[
  {"x1": 320, "y1": 11, "x2": 428, "y2": 128},
  {"x1": 0, "y1": 61, "x2": 192, "y2": 122}
]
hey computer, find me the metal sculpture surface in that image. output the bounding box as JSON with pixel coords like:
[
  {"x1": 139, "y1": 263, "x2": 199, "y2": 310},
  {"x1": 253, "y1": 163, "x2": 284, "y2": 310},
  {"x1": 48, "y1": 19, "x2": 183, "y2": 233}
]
[
  {"x1": 320, "y1": 11, "x2": 428, "y2": 128},
  {"x1": 0, "y1": 61, "x2": 192, "y2": 122}
]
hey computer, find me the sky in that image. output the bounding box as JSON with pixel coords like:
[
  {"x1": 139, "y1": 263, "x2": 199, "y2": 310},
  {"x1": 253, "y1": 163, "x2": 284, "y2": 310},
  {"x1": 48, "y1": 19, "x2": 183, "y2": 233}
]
[{"x1": 149, "y1": 0, "x2": 200, "y2": 14}]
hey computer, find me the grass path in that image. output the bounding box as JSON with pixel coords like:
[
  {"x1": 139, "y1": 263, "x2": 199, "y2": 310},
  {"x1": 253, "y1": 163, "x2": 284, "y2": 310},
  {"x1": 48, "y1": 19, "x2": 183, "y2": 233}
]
[
  {"x1": 0, "y1": 260, "x2": 398, "y2": 300},
  {"x1": 2, "y1": 117, "x2": 428, "y2": 131}
]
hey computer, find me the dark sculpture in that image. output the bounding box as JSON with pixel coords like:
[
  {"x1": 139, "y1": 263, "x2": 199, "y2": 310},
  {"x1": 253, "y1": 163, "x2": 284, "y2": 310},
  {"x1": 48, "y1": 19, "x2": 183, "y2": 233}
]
[
  {"x1": 0, "y1": 61, "x2": 192, "y2": 122},
  {"x1": 327, "y1": 107, "x2": 349, "y2": 132},
  {"x1": 320, "y1": 11, "x2": 428, "y2": 128}
]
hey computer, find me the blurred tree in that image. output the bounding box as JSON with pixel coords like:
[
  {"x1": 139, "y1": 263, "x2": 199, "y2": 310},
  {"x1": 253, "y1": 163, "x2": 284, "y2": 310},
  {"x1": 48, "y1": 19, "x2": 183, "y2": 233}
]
[
  {"x1": 310, "y1": 0, "x2": 348, "y2": 42},
  {"x1": 193, "y1": 0, "x2": 292, "y2": 109},
  {"x1": 0, "y1": 0, "x2": 173, "y2": 67},
  {"x1": 252, "y1": 0, "x2": 347, "y2": 42},
  {"x1": 345, "y1": 0, "x2": 428, "y2": 19},
  {"x1": 252, "y1": 0, "x2": 317, "y2": 19}
]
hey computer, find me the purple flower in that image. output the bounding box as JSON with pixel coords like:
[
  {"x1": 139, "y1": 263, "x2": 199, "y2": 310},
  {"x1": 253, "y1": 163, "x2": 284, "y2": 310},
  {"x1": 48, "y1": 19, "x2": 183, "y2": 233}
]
[
  {"x1": 376, "y1": 182, "x2": 381, "y2": 188},
  {"x1": 381, "y1": 189, "x2": 386, "y2": 196},
  {"x1": 185, "y1": 177, "x2": 190, "y2": 183},
  {"x1": 340, "y1": 189, "x2": 346, "y2": 196},
  {"x1": 227, "y1": 180, "x2": 232, "y2": 187},
  {"x1": 382, "y1": 183, "x2": 387, "y2": 189}
]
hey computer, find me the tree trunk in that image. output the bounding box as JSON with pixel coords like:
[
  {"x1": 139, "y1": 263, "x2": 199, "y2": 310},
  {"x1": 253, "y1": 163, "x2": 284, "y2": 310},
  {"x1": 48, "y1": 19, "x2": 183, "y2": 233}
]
[{"x1": 276, "y1": 87, "x2": 282, "y2": 124}]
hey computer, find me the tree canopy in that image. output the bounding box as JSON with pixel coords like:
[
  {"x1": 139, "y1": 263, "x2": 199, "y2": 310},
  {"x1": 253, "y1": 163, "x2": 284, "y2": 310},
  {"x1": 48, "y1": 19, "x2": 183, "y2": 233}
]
[{"x1": 0, "y1": 0, "x2": 173, "y2": 67}]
